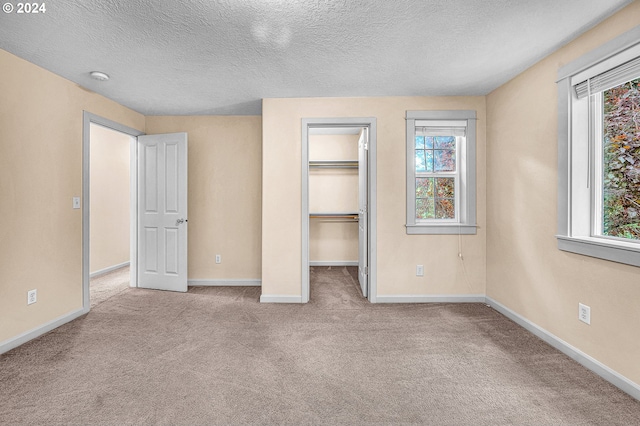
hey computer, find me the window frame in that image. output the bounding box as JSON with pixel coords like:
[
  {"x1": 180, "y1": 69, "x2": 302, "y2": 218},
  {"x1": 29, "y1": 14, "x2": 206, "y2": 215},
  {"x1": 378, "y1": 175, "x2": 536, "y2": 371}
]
[
  {"x1": 557, "y1": 25, "x2": 640, "y2": 267},
  {"x1": 406, "y1": 110, "x2": 477, "y2": 235}
]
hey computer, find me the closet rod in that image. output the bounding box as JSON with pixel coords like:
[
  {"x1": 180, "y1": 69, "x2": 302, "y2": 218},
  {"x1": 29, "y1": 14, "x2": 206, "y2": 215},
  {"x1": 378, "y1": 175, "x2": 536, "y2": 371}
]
[
  {"x1": 309, "y1": 213, "x2": 359, "y2": 220},
  {"x1": 309, "y1": 160, "x2": 358, "y2": 169}
]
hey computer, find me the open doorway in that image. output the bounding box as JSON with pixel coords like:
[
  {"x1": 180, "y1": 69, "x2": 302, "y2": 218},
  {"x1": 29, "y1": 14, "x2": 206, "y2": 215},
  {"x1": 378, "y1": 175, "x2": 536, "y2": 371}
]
[
  {"x1": 83, "y1": 113, "x2": 190, "y2": 311},
  {"x1": 82, "y1": 112, "x2": 144, "y2": 311},
  {"x1": 302, "y1": 118, "x2": 377, "y2": 303},
  {"x1": 88, "y1": 123, "x2": 134, "y2": 307}
]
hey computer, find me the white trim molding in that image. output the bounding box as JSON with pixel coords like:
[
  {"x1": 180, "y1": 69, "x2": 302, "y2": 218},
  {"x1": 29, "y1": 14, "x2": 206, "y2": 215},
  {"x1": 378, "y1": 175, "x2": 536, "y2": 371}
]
[
  {"x1": 557, "y1": 236, "x2": 640, "y2": 267},
  {"x1": 260, "y1": 294, "x2": 303, "y2": 303},
  {"x1": 309, "y1": 261, "x2": 358, "y2": 267},
  {"x1": 188, "y1": 279, "x2": 261, "y2": 287},
  {"x1": 90, "y1": 261, "x2": 130, "y2": 279},
  {"x1": 487, "y1": 296, "x2": 640, "y2": 401},
  {"x1": 82, "y1": 111, "x2": 144, "y2": 312},
  {"x1": 301, "y1": 117, "x2": 378, "y2": 304},
  {"x1": 376, "y1": 294, "x2": 485, "y2": 303},
  {"x1": 405, "y1": 110, "x2": 477, "y2": 235},
  {"x1": 0, "y1": 308, "x2": 86, "y2": 355}
]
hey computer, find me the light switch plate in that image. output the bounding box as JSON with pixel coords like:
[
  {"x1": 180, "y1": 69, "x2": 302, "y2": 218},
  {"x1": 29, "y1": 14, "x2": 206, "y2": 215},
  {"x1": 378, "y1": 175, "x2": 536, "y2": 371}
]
[{"x1": 73, "y1": 197, "x2": 81, "y2": 209}]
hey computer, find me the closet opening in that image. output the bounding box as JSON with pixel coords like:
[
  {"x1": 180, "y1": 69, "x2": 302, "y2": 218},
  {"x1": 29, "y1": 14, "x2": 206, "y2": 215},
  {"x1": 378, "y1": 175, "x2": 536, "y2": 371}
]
[{"x1": 301, "y1": 118, "x2": 377, "y2": 303}]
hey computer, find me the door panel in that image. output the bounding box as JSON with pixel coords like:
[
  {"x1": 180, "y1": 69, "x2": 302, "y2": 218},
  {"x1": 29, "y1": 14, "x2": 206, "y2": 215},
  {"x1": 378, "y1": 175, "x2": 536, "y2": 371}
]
[
  {"x1": 358, "y1": 128, "x2": 368, "y2": 297},
  {"x1": 138, "y1": 133, "x2": 188, "y2": 292}
]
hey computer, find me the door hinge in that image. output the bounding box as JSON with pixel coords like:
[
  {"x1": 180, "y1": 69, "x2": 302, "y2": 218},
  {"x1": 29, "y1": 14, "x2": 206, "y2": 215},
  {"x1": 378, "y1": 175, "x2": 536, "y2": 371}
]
[{"x1": 364, "y1": 266, "x2": 368, "y2": 275}]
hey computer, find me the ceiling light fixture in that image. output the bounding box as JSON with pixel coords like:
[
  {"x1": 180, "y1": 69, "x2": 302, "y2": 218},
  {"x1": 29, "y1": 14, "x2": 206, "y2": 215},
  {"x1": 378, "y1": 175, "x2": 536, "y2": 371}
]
[{"x1": 89, "y1": 71, "x2": 109, "y2": 81}]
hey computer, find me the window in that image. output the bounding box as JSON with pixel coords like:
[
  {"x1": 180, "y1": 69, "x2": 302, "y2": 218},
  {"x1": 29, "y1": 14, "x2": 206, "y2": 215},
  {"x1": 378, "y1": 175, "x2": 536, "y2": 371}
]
[
  {"x1": 557, "y1": 26, "x2": 640, "y2": 267},
  {"x1": 598, "y1": 77, "x2": 640, "y2": 241},
  {"x1": 406, "y1": 110, "x2": 476, "y2": 234}
]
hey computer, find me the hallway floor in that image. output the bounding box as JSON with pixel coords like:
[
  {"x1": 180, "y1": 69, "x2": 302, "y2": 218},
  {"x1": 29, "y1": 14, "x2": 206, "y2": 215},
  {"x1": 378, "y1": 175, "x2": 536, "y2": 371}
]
[{"x1": 90, "y1": 266, "x2": 130, "y2": 307}]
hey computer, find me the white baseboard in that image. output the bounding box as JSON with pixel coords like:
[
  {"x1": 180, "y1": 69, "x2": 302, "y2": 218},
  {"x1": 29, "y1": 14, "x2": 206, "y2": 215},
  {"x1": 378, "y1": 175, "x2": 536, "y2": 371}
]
[
  {"x1": 260, "y1": 294, "x2": 303, "y2": 303},
  {"x1": 90, "y1": 261, "x2": 130, "y2": 278},
  {"x1": 376, "y1": 294, "x2": 486, "y2": 303},
  {"x1": 0, "y1": 307, "x2": 87, "y2": 355},
  {"x1": 188, "y1": 279, "x2": 261, "y2": 287},
  {"x1": 310, "y1": 261, "x2": 358, "y2": 267},
  {"x1": 486, "y1": 296, "x2": 640, "y2": 401}
]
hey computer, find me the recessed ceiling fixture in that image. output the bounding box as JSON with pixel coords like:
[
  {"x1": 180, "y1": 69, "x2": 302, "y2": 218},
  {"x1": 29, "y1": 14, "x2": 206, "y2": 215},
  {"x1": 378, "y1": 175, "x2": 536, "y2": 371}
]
[{"x1": 89, "y1": 71, "x2": 109, "y2": 81}]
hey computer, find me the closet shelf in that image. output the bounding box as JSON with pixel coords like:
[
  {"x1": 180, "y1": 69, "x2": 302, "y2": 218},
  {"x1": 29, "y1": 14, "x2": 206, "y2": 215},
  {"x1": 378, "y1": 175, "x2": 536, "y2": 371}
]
[
  {"x1": 309, "y1": 160, "x2": 358, "y2": 169},
  {"x1": 309, "y1": 212, "x2": 359, "y2": 221}
]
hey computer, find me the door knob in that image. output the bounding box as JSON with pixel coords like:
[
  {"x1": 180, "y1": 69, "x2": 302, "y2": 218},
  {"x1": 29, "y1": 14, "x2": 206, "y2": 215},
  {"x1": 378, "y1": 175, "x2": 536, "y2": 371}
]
[{"x1": 176, "y1": 218, "x2": 187, "y2": 225}]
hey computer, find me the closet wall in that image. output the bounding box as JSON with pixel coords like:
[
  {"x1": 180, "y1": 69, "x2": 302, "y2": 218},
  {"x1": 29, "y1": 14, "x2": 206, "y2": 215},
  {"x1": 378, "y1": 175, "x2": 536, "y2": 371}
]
[{"x1": 309, "y1": 133, "x2": 359, "y2": 264}]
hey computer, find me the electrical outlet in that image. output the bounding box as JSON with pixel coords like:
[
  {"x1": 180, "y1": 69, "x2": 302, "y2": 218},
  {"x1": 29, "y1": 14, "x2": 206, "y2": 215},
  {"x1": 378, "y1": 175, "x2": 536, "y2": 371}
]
[
  {"x1": 27, "y1": 289, "x2": 37, "y2": 305},
  {"x1": 579, "y1": 303, "x2": 591, "y2": 325},
  {"x1": 416, "y1": 265, "x2": 424, "y2": 277},
  {"x1": 215, "y1": 254, "x2": 221, "y2": 264}
]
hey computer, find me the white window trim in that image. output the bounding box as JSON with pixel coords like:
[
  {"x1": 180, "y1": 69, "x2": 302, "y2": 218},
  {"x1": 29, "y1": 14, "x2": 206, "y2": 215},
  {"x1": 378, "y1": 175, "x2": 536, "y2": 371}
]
[
  {"x1": 406, "y1": 110, "x2": 477, "y2": 235},
  {"x1": 557, "y1": 25, "x2": 640, "y2": 268}
]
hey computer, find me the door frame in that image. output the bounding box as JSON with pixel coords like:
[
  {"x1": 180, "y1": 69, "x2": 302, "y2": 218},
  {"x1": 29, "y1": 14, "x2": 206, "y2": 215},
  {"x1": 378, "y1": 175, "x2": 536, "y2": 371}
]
[
  {"x1": 301, "y1": 117, "x2": 377, "y2": 303},
  {"x1": 82, "y1": 112, "x2": 144, "y2": 312}
]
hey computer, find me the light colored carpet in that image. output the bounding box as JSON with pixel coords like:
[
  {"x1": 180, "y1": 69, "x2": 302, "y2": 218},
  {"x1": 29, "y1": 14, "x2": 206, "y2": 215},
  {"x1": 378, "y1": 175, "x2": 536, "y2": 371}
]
[
  {"x1": 90, "y1": 266, "x2": 130, "y2": 307},
  {"x1": 1, "y1": 266, "x2": 639, "y2": 425}
]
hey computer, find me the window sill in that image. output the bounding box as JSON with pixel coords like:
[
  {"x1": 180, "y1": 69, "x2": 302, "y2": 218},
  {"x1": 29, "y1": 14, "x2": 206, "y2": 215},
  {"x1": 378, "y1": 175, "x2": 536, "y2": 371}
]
[
  {"x1": 406, "y1": 224, "x2": 477, "y2": 235},
  {"x1": 556, "y1": 235, "x2": 640, "y2": 268}
]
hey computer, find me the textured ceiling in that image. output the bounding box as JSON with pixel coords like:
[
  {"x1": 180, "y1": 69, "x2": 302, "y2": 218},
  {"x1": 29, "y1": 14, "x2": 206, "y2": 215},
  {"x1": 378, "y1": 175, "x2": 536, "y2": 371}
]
[{"x1": 0, "y1": 0, "x2": 633, "y2": 115}]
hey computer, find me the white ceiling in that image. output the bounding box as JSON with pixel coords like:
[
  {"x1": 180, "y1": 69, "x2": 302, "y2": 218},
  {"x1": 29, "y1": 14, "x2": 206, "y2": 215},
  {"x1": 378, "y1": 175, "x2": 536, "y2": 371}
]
[{"x1": 0, "y1": 0, "x2": 633, "y2": 115}]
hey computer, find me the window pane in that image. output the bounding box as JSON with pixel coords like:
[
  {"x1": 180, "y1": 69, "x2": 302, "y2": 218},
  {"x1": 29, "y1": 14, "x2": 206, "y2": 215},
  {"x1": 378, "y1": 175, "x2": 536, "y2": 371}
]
[
  {"x1": 416, "y1": 178, "x2": 434, "y2": 198},
  {"x1": 434, "y1": 136, "x2": 456, "y2": 149},
  {"x1": 416, "y1": 149, "x2": 434, "y2": 172},
  {"x1": 435, "y1": 178, "x2": 454, "y2": 198},
  {"x1": 425, "y1": 136, "x2": 434, "y2": 149},
  {"x1": 415, "y1": 150, "x2": 426, "y2": 172},
  {"x1": 416, "y1": 198, "x2": 435, "y2": 219},
  {"x1": 435, "y1": 198, "x2": 455, "y2": 219},
  {"x1": 434, "y1": 149, "x2": 456, "y2": 172},
  {"x1": 415, "y1": 135, "x2": 425, "y2": 149},
  {"x1": 602, "y1": 77, "x2": 640, "y2": 241},
  {"x1": 425, "y1": 150, "x2": 434, "y2": 172}
]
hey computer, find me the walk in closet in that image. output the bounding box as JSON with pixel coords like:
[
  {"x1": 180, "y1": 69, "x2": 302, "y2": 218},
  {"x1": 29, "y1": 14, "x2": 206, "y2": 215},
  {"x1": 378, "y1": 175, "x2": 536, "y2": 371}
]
[{"x1": 308, "y1": 129, "x2": 361, "y2": 266}]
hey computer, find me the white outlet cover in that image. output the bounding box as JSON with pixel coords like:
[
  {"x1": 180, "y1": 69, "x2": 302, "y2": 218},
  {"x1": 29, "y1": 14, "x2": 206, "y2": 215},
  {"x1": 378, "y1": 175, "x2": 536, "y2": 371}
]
[
  {"x1": 579, "y1": 303, "x2": 591, "y2": 325},
  {"x1": 27, "y1": 289, "x2": 37, "y2": 305},
  {"x1": 416, "y1": 265, "x2": 424, "y2": 277}
]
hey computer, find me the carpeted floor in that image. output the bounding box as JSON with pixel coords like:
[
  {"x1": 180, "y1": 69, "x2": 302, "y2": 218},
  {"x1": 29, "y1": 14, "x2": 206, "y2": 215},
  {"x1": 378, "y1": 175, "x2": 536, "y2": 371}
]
[
  {"x1": 90, "y1": 266, "x2": 130, "y2": 307},
  {"x1": 1, "y1": 266, "x2": 639, "y2": 425}
]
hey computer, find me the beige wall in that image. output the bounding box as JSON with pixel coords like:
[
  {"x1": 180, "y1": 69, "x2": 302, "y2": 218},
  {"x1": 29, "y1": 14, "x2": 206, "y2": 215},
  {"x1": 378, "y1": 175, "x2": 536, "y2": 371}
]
[
  {"x1": 486, "y1": 3, "x2": 640, "y2": 385},
  {"x1": 309, "y1": 134, "x2": 359, "y2": 263},
  {"x1": 0, "y1": 49, "x2": 144, "y2": 343},
  {"x1": 262, "y1": 96, "x2": 486, "y2": 297},
  {"x1": 145, "y1": 116, "x2": 262, "y2": 280},
  {"x1": 89, "y1": 123, "x2": 131, "y2": 274}
]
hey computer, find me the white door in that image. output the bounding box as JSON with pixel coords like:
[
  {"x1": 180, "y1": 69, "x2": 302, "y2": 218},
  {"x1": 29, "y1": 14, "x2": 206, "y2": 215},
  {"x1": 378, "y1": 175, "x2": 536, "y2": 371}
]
[
  {"x1": 358, "y1": 128, "x2": 368, "y2": 297},
  {"x1": 137, "y1": 133, "x2": 188, "y2": 292}
]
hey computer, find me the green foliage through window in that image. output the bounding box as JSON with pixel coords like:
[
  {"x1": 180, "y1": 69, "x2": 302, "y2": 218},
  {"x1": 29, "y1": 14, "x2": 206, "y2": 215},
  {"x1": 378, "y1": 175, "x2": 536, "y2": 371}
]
[
  {"x1": 602, "y1": 77, "x2": 640, "y2": 241},
  {"x1": 414, "y1": 134, "x2": 457, "y2": 220},
  {"x1": 415, "y1": 177, "x2": 455, "y2": 219}
]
